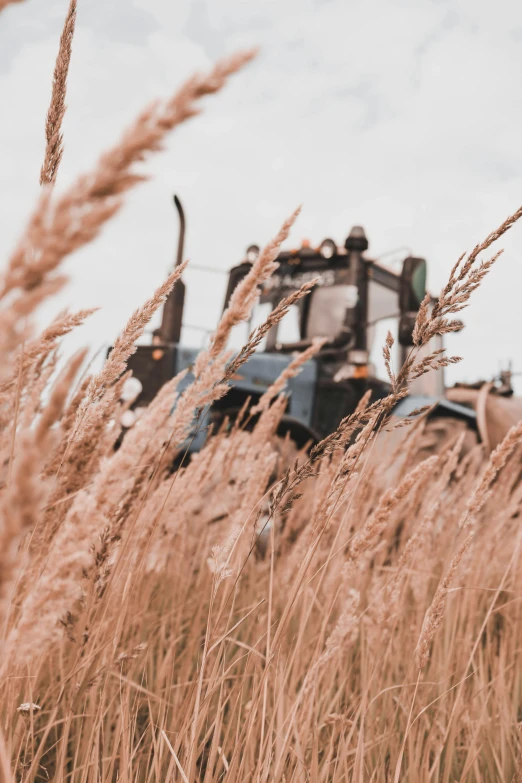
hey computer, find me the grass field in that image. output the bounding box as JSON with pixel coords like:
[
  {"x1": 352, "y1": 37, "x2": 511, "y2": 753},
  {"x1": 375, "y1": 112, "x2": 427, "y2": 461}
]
[{"x1": 1, "y1": 2, "x2": 522, "y2": 780}]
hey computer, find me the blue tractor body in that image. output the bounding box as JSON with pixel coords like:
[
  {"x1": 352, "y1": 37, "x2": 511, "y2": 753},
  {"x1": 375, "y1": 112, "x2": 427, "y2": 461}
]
[{"x1": 116, "y1": 196, "x2": 478, "y2": 451}]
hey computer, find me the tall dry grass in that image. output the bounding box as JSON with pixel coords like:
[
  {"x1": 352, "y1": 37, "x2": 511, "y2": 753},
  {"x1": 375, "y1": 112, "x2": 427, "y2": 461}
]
[
  {"x1": 0, "y1": 0, "x2": 23, "y2": 13},
  {"x1": 1, "y1": 5, "x2": 522, "y2": 781}
]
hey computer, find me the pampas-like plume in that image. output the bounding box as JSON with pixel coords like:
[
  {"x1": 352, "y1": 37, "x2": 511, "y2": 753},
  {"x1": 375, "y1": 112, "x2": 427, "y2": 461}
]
[
  {"x1": 35, "y1": 349, "x2": 87, "y2": 445},
  {"x1": 43, "y1": 374, "x2": 92, "y2": 478},
  {"x1": 0, "y1": 444, "x2": 48, "y2": 636},
  {"x1": 0, "y1": 309, "x2": 96, "y2": 396},
  {"x1": 51, "y1": 368, "x2": 128, "y2": 485},
  {"x1": 300, "y1": 588, "x2": 360, "y2": 696},
  {"x1": 346, "y1": 455, "x2": 438, "y2": 569},
  {"x1": 73, "y1": 262, "x2": 187, "y2": 438},
  {"x1": 0, "y1": 350, "x2": 85, "y2": 638},
  {"x1": 159, "y1": 281, "x2": 314, "y2": 464},
  {"x1": 91, "y1": 262, "x2": 187, "y2": 397},
  {"x1": 40, "y1": 371, "x2": 130, "y2": 550},
  {"x1": 314, "y1": 415, "x2": 379, "y2": 533},
  {"x1": 0, "y1": 0, "x2": 23, "y2": 11},
  {"x1": 267, "y1": 391, "x2": 403, "y2": 535},
  {"x1": 1, "y1": 51, "x2": 256, "y2": 301},
  {"x1": 89, "y1": 370, "x2": 188, "y2": 515},
  {"x1": 439, "y1": 206, "x2": 522, "y2": 311},
  {"x1": 200, "y1": 206, "x2": 301, "y2": 367},
  {"x1": 210, "y1": 446, "x2": 276, "y2": 585},
  {"x1": 0, "y1": 276, "x2": 68, "y2": 370},
  {"x1": 413, "y1": 206, "x2": 522, "y2": 347},
  {"x1": 249, "y1": 394, "x2": 287, "y2": 453},
  {"x1": 20, "y1": 349, "x2": 59, "y2": 430},
  {"x1": 251, "y1": 338, "x2": 326, "y2": 415},
  {"x1": 3, "y1": 485, "x2": 105, "y2": 668},
  {"x1": 460, "y1": 418, "x2": 522, "y2": 529},
  {"x1": 223, "y1": 281, "x2": 317, "y2": 382},
  {"x1": 379, "y1": 434, "x2": 464, "y2": 626},
  {"x1": 40, "y1": 0, "x2": 77, "y2": 186},
  {"x1": 157, "y1": 217, "x2": 308, "y2": 461},
  {"x1": 414, "y1": 532, "x2": 474, "y2": 668},
  {"x1": 383, "y1": 330, "x2": 396, "y2": 389}
]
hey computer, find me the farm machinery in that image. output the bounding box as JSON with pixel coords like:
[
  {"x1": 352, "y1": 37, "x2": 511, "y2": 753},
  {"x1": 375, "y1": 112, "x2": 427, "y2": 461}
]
[{"x1": 117, "y1": 196, "x2": 519, "y2": 454}]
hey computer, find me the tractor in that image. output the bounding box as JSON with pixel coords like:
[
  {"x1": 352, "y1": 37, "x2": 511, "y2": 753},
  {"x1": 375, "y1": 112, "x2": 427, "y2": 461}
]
[{"x1": 117, "y1": 196, "x2": 483, "y2": 453}]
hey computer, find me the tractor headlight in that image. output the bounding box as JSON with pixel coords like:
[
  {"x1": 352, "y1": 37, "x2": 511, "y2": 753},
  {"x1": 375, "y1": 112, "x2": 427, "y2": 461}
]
[
  {"x1": 120, "y1": 409, "x2": 137, "y2": 429},
  {"x1": 319, "y1": 238, "x2": 337, "y2": 259},
  {"x1": 348, "y1": 349, "x2": 369, "y2": 366},
  {"x1": 121, "y1": 377, "x2": 143, "y2": 403},
  {"x1": 246, "y1": 244, "x2": 260, "y2": 263}
]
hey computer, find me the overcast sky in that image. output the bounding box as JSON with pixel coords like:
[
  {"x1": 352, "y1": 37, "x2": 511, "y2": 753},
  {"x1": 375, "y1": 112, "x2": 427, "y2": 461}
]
[{"x1": 1, "y1": 0, "x2": 522, "y2": 391}]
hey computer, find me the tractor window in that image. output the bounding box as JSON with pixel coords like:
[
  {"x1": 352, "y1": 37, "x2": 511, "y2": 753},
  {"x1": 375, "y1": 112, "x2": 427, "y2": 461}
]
[
  {"x1": 368, "y1": 280, "x2": 398, "y2": 324},
  {"x1": 306, "y1": 285, "x2": 358, "y2": 340},
  {"x1": 248, "y1": 300, "x2": 274, "y2": 351},
  {"x1": 276, "y1": 304, "x2": 301, "y2": 344},
  {"x1": 367, "y1": 281, "x2": 400, "y2": 382},
  {"x1": 227, "y1": 301, "x2": 273, "y2": 351},
  {"x1": 250, "y1": 301, "x2": 273, "y2": 347}
]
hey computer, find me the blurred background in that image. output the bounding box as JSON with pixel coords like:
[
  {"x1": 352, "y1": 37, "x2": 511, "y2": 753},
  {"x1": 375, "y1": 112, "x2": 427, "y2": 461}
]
[{"x1": 1, "y1": 0, "x2": 521, "y2": 390}]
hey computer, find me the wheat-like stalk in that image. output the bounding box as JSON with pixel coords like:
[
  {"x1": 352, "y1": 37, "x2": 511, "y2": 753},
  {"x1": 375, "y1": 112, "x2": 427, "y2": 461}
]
[
  {"x1": 0, "y1": 0, "x2": 23, "y2": 12},
  {"x1": 414, "y1": 532, "x2": 475, "y2": 668},
  {"x1": 201, "y1": 206, "x2": 301, "y2": 365},
  {"x1": 460, "y1": 417, "x2": 522, "y2": 529},
  {"x1": 346, "y1": 455, "x2": 438, "y2": 569},
  {"x1": 0, "y1": 309, "x2": 96, "y2": 396},
  {"x1": 40, "y1": 0, "x2": 77, "y2": 186},
  {"x1": 1, "y1": 8, "x2": 522, "y2": 777},
  {"x1": 81, "y1": 261, "x2": 188, "y2": 411},
  {"x1": 0, "y1": 51, "x2": 257, "y2": 303},
  {"x1": 0, "y1": 350, "x2": 85, "y2": 638},
  {"x1": 251, "y1": 338, "x2": 326, "y2": 416}
]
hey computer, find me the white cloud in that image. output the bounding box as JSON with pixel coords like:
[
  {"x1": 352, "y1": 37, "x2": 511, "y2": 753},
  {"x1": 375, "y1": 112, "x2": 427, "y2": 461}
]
[{"x1": 1, "y1": 0, "x2": 521, "y2": 390}]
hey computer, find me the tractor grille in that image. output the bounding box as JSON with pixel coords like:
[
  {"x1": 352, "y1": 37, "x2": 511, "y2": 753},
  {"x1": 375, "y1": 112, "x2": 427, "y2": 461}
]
[
  {"x1": 311, "y1": 380, "x2": 368, "y2": 440},
  {"x1": 312, "y1": 384, "x2": 351, "y2": 439},
  {"x1": 311, "y1": 376, "x2": 392, "y2": 441}
]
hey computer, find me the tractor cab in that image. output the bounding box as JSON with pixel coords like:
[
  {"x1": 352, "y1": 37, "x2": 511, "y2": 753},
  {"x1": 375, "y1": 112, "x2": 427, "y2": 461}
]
[
  {"x1": 184, "y1": 225, "x2": 459, "y2": 445},
  {"x1": 119, "y1": 196, "x2": 476, "y2": 447},
  {"x1": 225, "y1": 228, "x2": 433, "y2": 389}
]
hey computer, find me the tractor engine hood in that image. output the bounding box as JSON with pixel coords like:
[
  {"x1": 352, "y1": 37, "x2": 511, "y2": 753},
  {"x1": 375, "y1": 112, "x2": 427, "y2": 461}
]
[
  {"x1": 175, "y1": 347, "x2": 317, "y2": 430},
  {"x1": 393, "y1": 395, "x2": 477, "y2": 427}
]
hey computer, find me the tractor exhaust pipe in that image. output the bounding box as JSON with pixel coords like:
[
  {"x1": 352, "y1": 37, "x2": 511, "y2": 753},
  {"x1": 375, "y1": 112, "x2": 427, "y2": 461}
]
[
  {"x1": 173, "y1": 194, "x2": 186, "y2": 270},
  {"x1": 159, "y1": 195, "x2": 186, "y2": 344}
]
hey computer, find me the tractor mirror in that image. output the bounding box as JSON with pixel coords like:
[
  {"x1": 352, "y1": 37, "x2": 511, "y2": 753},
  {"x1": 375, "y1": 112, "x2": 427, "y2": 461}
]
[{"x1": 399, "y1": 256, "x2": 427, "y2": 346}]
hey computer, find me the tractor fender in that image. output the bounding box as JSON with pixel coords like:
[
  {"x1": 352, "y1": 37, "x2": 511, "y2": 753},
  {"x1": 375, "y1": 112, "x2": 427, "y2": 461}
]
[
  {"x1": 393, "y1": 396, "x2": 477, "y2": 429},
  {"x1": 447, "y1": 385, "x2": 522, "y2": 453}
]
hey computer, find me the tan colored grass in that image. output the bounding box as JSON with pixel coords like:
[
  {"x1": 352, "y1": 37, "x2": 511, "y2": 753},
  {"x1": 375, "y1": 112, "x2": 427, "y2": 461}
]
[
  {"x1": 0, "y1": 0, "x2": 23, "y2": 12},
  {"x1": 40, "y1": 0, "x2": 77, "y2": 186},
  {"x1": 1, "y1": 17, "x2": 522, "y2": 782},
  {"x1": 0, "y1": 50, "x2": 256, "y2": 375},
  {"x1": 2, "y1": 50, "x2": 256, "y2": 301},
  {"x1": 0, "y1": 256, "x2": 521, "y2": 779},
  {"x1": 251, "y1": 337, "x2": 326, "y2": 415}
]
